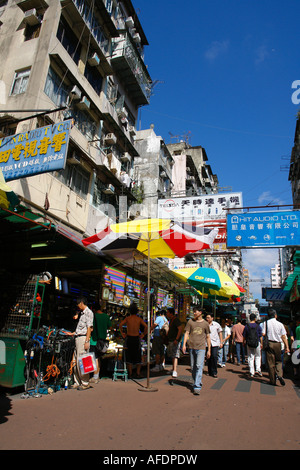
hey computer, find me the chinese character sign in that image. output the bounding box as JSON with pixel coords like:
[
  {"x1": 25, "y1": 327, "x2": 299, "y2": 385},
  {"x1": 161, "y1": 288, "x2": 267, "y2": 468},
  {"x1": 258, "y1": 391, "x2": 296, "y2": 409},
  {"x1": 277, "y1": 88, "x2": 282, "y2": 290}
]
[
  {"x1": 227, "y1": 210, "x2": 300, "y2": 248},
  {"x1": 158, "y1": 192, "x2": 242, "y2": 220},
  {"x1": 0, "y1": 120, "x2": 72, "y2": 181}
]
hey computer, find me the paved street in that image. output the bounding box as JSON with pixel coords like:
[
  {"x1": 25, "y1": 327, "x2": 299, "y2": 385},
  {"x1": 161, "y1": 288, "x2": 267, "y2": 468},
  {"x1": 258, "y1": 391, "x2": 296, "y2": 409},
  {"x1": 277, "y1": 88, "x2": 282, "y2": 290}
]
[{"x1": 0, "y1": 357, "x2": 299, "y2": 452}]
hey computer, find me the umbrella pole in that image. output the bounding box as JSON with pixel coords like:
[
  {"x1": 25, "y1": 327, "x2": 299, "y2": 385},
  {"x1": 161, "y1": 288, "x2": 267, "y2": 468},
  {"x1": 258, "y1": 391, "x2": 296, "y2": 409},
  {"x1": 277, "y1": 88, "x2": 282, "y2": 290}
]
[
  {"x1": 138, "y1": 239, "x2": 157, "y2": 392},
  {"x1": 147, "y1": 242, "x2": 150, "y2": 388},
  {"x1": 214, "y1": 295, "x2": 216, "y2": 320}
]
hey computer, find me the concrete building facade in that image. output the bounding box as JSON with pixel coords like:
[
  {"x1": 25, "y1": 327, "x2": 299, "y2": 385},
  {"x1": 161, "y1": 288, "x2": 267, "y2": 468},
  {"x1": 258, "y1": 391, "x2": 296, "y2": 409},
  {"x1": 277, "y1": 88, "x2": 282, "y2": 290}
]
[{"x1": 0, "y1": 0, "x2": 151, "y2": 238}]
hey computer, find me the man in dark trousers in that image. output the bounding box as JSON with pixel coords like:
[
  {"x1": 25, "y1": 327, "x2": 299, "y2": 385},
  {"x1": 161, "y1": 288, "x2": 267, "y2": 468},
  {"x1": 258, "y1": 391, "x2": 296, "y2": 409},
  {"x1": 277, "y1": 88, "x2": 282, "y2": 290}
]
[
  {"x1": 166, "y1": 308, "x2": 184, "y2": 378},
  {"x1": 90, "y1": 303, "x2": 111, "y2": 383},
  {"x1": 262, "y1": 309, "x2": 290, "y2": 386},
  {"x1": 119, "y1": 303, "x2": 147, "y2": 378}
]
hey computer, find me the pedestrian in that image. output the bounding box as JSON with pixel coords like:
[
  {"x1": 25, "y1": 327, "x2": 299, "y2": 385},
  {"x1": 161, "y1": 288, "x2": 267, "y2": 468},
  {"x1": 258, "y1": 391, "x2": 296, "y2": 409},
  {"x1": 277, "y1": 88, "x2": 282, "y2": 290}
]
[
  {"x1": 182, "y1": 305, "x2": 211, "y2": 395},
  {"x1": 243, "y1": 314, "x2": 263, "y2": 378},
  {"x1": 119, "y1": 302, "x2": 147, "y2": 379},
  {"x1": 90, "y1": 303, "x2": 111, "y2": 383},
  {"x1": 293, "y1": 315, "x2": 300, "y2": 379},
  {"x1": 262, "y1": 309, "x2": 290, "y2": 386},
  {"x1": 205, "y1": 314, "x2": 222, "y2": 378},
  {"x1": 226, "y1": 317, "x2": 234, "y2": 363},
  {"x1": 72, "y1": 296, "x2": 94, "y2": 390},
  {"x1": 165, "y1": 307, "x2": 184, "y2": 378},
  {"x1": 232, "y1": 316, "x2": 245, "y2": 365},
  {"x1": 219, "y1": 318, "x2": 231, "y2": 367},
  {"x1": 151, "y1": 309, "x2": 168, "y2": 371}
]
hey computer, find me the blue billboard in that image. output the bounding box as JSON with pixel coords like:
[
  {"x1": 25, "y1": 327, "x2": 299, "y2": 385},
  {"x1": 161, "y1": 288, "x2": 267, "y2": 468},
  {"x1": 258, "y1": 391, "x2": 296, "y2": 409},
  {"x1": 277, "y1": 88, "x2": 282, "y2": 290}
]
[
  {"x1": 227, "y1": 210, "x2": 300, "y2": 248},
  {"x1": 0, "y1": 119, "x2": 72, "y2": 181}
]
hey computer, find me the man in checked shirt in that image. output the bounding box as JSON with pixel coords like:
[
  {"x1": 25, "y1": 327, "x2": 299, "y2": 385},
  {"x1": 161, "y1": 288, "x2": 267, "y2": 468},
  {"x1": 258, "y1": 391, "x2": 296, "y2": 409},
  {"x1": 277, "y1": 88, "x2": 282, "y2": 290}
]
[{"x1": 72, "y1": 297, "x2": 94, "y2": 390}]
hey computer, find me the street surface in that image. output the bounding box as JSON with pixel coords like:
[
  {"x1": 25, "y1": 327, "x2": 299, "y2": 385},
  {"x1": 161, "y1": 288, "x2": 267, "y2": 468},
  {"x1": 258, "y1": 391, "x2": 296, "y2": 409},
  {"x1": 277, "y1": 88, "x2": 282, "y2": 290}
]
[{"x1": 0, "y1": 357, "x2": 299, "y2": 452}]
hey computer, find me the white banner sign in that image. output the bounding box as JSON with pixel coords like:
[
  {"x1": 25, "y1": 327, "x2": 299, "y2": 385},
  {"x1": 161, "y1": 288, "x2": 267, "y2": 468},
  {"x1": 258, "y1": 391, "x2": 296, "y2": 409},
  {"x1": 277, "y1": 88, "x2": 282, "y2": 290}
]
[{"x1": 158, "y1": 192, "x2": 242, "y2": 220}]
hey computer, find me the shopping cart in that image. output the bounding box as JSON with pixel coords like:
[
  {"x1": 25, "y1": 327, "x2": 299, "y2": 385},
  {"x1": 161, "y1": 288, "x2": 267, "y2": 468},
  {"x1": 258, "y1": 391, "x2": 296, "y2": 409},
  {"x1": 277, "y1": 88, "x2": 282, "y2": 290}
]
[{"x1": 112, "y1": 346, "x2": 128, "y2": 382}]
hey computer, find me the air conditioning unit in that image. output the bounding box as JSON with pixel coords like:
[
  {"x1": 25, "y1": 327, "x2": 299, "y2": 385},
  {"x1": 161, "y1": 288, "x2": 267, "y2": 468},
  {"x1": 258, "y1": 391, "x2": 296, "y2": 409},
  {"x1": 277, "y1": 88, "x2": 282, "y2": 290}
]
[
  {"x1": 24, "y1": 8, "x2": 40, "y2": 26},
  {"x1": 125, "y1": 16, "x2": 134, "y2": 28},
  {"x1": 88, "y1": 53, "x2": 100, "y2": 66},
  {"x1": 69, "y1": 85, "x2": 81, "y2": 100},
  {"x1": 120, "y1": 116, "x2": 128, "y2": 126},
  {"x1": 104, "y1": 133, "x2": 117, "y2": 145},
  {"x1": 77, "y1": 96, "x2": 90, "y2": 110},
  {"x1": 68, "y1": 152, "x2": 81, "y2": 164},
  {"x1": 128, "y1": 126, "x2": 136, "y2": 135},
  {"x1": 103, "y1": 184, "x2": 115, "y2": 195},
  {"x1": 133, "y1": 33, "x2": 141, "y2": 43},
  {"x1": 120, "y1": 152, "x2": 131, "y2": 163},
  {"x1": 117, "y1": 107, "x2": 127, "y2": 119}
]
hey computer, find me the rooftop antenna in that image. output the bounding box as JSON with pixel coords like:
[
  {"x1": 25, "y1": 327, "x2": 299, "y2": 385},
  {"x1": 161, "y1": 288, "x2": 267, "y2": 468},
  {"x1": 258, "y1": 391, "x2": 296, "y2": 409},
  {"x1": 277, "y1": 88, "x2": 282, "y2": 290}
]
[
  {"x1": 181, "y1": 131, "x2": 192, "y2": 145},
  {"x1": 168, "y1": 132, "x2": 180, "y2": 143},
  {"x1": 280, "y1": 154, "x2": 292, "y2": 172},
  {"x1": 150, "y1": 80, "x2": 164, "y2": 96}
]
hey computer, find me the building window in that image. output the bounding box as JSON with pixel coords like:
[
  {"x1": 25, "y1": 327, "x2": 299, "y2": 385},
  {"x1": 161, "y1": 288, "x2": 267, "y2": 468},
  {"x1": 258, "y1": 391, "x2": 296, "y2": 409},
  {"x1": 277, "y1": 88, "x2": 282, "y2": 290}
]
[
  {"x1": 24, "y1": 22, "x2": 41, "y2": 41},
  {"x1": 57, "y1": 17, "x2": 81, "y2": 64},
  {"x1": 84, "y1": 62, "x2": 103, "y2": 95},
  {"x1": 10, "y1": 68, "x2": 31, "y2": 95},
  {"x1": 56, "y1": 163, "x2": 90, "y2": 198},
  {"x1": 44, "y1": 66, "x2": 69, "y2": 107}
]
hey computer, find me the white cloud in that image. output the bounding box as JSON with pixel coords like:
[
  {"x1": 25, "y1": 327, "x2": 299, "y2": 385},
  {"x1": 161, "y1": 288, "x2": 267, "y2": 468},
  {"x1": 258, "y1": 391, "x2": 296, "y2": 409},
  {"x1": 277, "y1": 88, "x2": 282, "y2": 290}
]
[
  {"x1": 258, "y1": 190, "x2": 285, "y2": 206},
  {"x1": 204, "y1": 40, "x2": 229, "y2": 62},
  {"x1": 255, "y1": 44, "x2": 269, "y2": 65},
  {"x1": 242, "y1": 248, "x2": 279, "y2": 301}
]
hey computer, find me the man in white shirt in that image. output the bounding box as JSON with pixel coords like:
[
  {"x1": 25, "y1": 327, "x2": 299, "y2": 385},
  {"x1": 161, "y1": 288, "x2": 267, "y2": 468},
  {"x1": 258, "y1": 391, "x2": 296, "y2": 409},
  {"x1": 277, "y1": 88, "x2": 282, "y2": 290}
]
[
  {"x1": 262, "y1": 309, "x2": 290, "y2": 386},
  {"x1": 206, "y1": 314, "x2": 223, "y2": 378},
  {"x1": 72, "y1": 297, "x2": 94, "y2": 390}
]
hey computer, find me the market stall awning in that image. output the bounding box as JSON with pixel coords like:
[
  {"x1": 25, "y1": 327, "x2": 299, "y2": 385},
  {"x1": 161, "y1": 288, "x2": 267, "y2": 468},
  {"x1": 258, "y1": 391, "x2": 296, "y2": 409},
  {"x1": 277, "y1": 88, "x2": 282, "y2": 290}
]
[
  {"x1": 0, "y1": 202, "x2": 104, "y2": 284},
  {"x1": 283, "y1": 251, "x2": 300, "y2": 291}
]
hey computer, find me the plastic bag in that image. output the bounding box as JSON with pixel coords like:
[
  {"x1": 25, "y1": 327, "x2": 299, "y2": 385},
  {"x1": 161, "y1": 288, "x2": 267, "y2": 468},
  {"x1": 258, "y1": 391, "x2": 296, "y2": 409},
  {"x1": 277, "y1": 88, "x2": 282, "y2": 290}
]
[{"x1": 78, "y1": 352, "x2": 97, "y2": 374}]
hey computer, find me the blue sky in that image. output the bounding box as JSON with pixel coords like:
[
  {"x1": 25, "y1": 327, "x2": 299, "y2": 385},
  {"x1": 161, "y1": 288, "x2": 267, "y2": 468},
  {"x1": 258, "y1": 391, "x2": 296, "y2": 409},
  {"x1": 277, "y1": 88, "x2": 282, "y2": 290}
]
[{"x1": 133, "y1": 0, "x2": 300, "y2": 301}]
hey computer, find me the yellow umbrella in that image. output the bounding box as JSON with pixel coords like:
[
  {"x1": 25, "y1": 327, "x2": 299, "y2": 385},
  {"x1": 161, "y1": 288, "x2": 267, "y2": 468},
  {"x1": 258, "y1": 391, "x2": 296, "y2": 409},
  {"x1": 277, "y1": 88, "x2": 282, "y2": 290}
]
[{"x1": 0, "y1": 169, "x2": 19, "y2": 210}]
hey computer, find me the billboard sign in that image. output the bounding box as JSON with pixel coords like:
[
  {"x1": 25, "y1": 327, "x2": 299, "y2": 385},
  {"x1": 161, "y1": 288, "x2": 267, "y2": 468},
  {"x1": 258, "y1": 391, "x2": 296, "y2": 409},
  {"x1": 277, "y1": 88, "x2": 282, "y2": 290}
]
[
  {"x1": 263, "y1": 288, "x2": 289, "y2": 302},
  {"x1": 227, "y1": 210, "x2": 300, "y2": 248},
  {"x1": 181, "y1": 218, "x2": 228, "y2": 251},
  {"x1": 0, "y1": 119, "x2": 72, "y2": 181},
  {"x1": 158, "y1": 192, "x2": 242, "y2": 220}
]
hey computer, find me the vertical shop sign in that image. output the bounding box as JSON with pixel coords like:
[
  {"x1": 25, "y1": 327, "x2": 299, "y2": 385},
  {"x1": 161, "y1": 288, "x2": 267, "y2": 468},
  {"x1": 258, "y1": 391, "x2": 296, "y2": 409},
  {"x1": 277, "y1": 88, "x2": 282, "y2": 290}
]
[{"x1": 0, "y1": 120, "x2": 72, "y2": 181}]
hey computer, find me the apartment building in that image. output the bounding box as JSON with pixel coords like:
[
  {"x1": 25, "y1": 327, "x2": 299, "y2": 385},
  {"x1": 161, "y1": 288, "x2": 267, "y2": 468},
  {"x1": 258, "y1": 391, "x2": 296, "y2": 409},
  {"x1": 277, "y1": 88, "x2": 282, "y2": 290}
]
[
  {"x1": 0, "y1": 0, "x2": 151, "y2": 238},
  {"x1": 133, "y1": 125, "x2": 174, "y2": 218},
  {"x1": 270, "y1": 263, "x2": 281, "y2": 288},
  {"x1": 166, "y1": 141, "x2": 218, "y2": 198},
  {"x1": 289, "y1": 111, "x2": 300, "y2": 208}
]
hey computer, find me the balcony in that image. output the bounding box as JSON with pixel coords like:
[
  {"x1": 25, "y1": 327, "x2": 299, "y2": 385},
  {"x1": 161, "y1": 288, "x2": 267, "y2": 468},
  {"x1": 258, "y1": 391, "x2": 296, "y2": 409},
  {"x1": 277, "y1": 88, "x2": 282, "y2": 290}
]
[
  {"x1": 111, "y1": 33, "x2": 152, "y2": 106},
  {"x1": 17, "y1": 0, "x2": 49, "y2": 12},
  {"x1": 60, "y1": 0, "x2": 114, "y2": 75}
]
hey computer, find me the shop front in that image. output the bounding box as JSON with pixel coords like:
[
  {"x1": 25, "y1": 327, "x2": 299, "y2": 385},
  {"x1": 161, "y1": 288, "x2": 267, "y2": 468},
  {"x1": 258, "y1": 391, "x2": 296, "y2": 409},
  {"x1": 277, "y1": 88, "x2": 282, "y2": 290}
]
[
  {"x1": 0, "y1": 202, "x2": 104, "y2": 389},
  {"x1": 0, "y1": 202, "x2": 201, "y2": 391}
]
